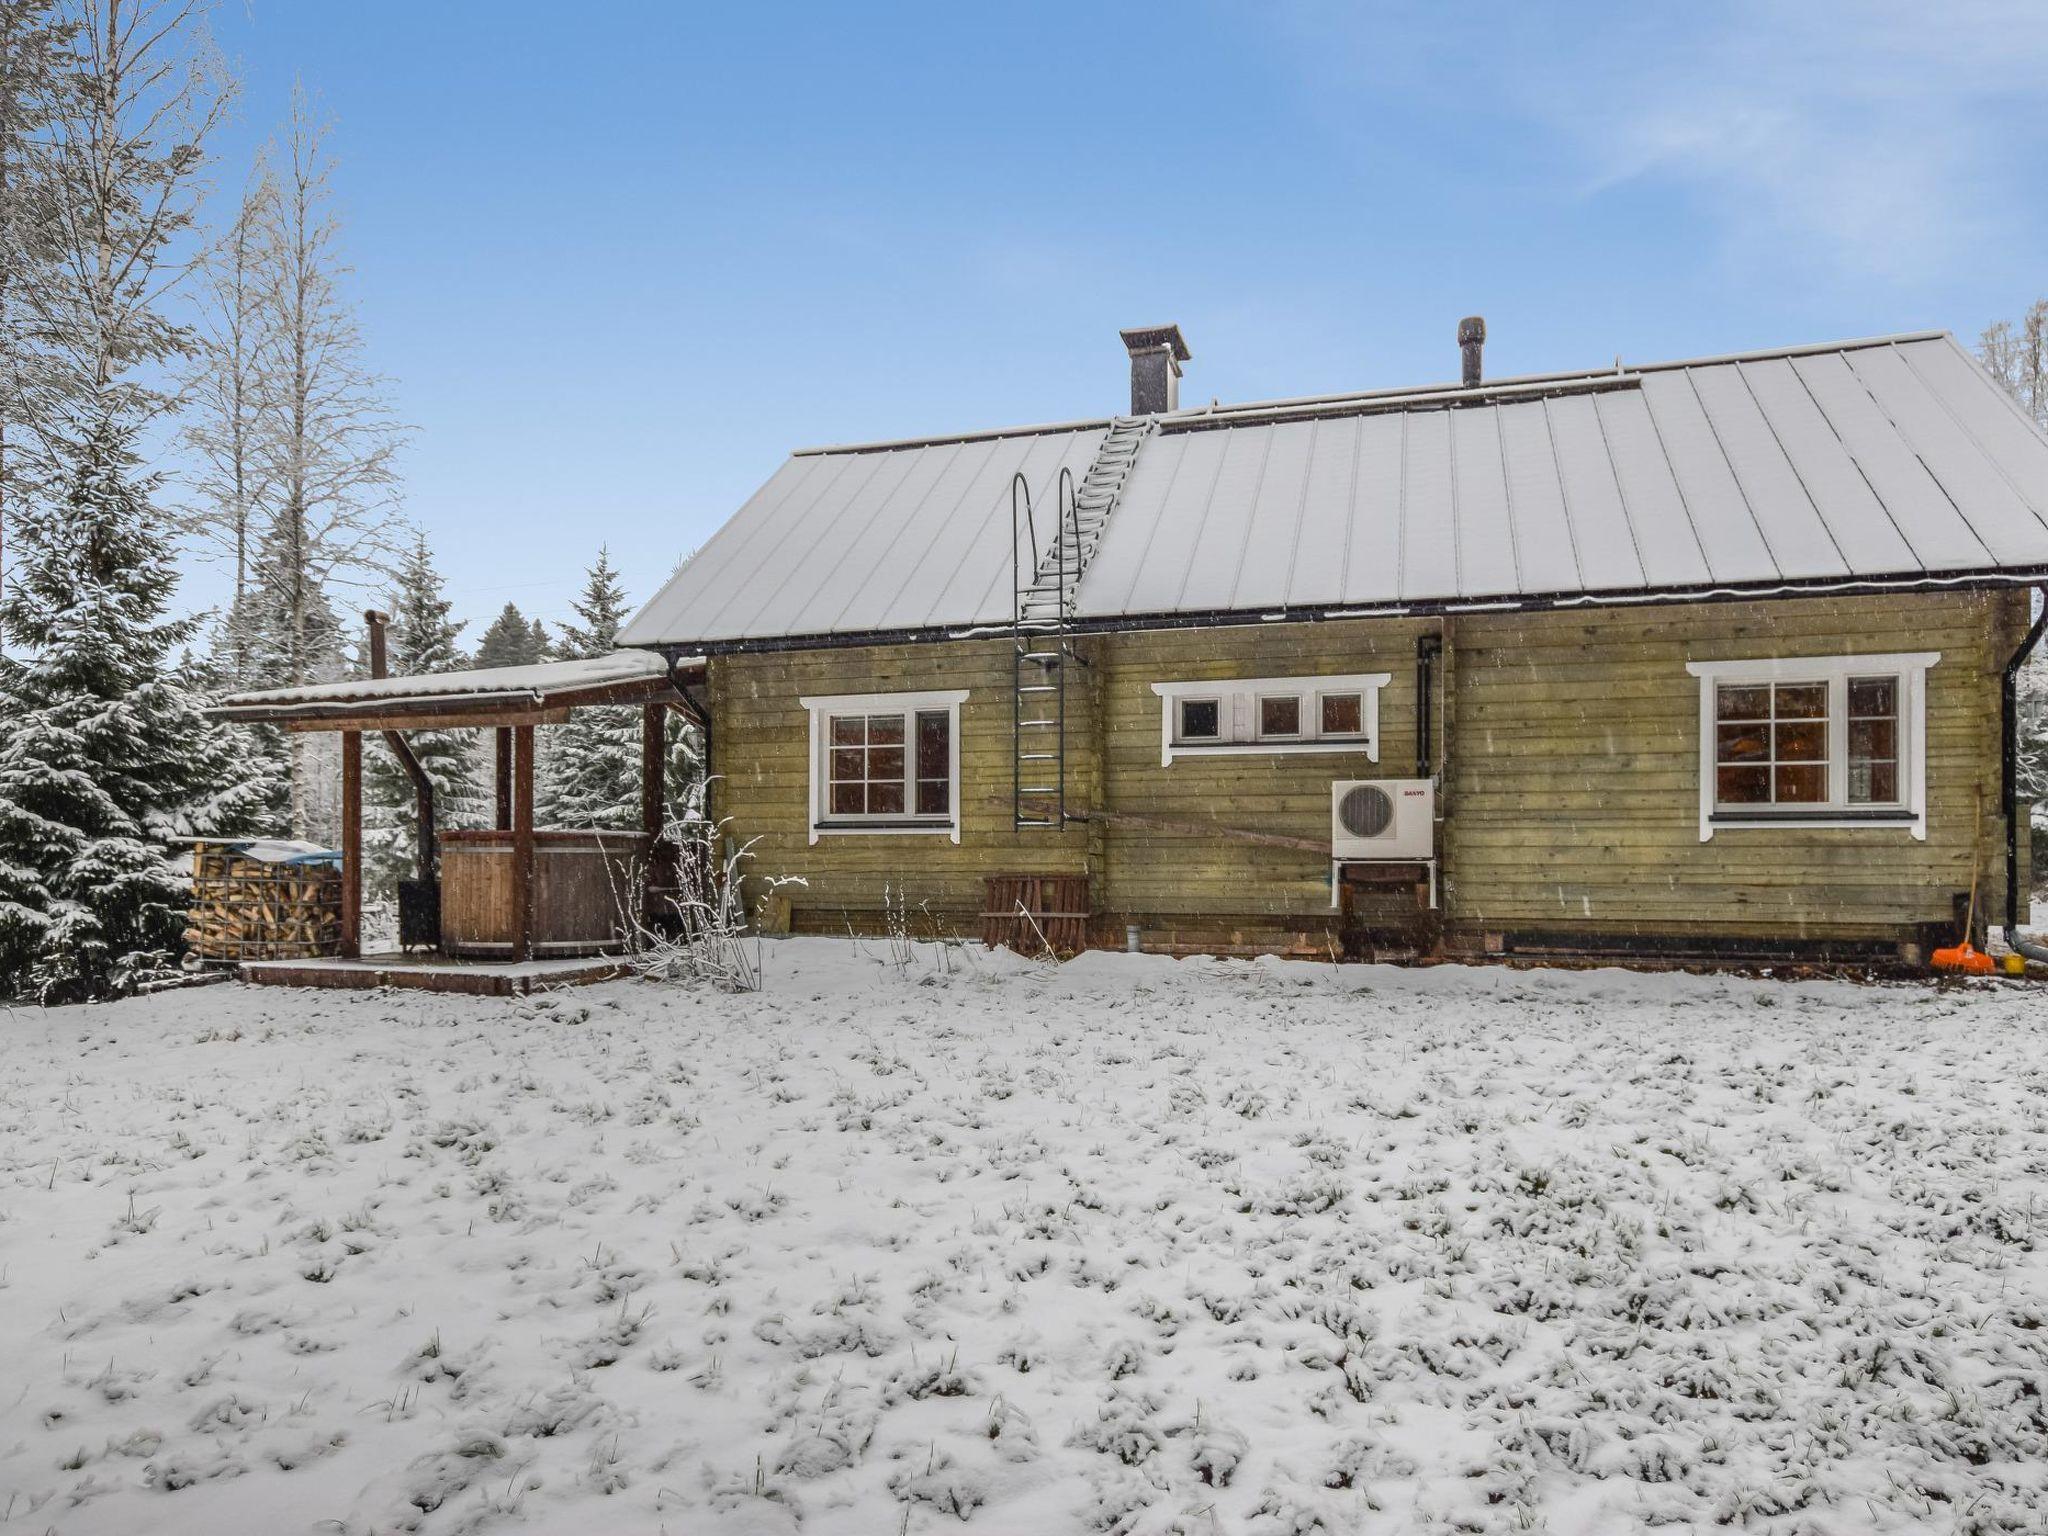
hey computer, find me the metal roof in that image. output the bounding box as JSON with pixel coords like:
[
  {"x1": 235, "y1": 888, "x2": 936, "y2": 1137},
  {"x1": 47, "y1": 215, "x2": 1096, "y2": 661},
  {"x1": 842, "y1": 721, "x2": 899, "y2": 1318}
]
[
  {"x1": 212, "y1": 650, "x2": 689, "y2": 725},
  {"x1": 619, "y1": 332, "x2": 2048, "y2": 649}
]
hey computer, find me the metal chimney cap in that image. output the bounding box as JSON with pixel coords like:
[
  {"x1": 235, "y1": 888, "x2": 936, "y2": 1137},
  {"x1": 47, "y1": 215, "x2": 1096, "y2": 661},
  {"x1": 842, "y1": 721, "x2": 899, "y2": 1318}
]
[
  {"x1": 1120, "y1": 324, "x2": 1192, "y2": 362},
  {"x1": 1457, "y1": 316, "x2": 1486, "y2": 346}
]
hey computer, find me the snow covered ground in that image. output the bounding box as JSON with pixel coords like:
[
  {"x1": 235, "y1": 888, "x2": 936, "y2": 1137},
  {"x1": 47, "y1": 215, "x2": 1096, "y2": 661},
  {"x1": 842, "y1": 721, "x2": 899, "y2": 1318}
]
[{"x1": 3, "y1": 942, "x2": 2046, "y2": 1535}]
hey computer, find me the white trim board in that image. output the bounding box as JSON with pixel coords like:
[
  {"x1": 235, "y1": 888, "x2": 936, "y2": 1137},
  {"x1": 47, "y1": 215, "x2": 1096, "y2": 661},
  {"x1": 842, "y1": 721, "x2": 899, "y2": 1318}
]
[
  {"x1": 1683, "y1": 653, "x2": 1938, "y2": 842},
  {"x1": 1149, "y1": 673, "x2": 1390, "y2": 767},
  {"x1": 799, "y1": 689, "x2": 969, "y2": 845}
]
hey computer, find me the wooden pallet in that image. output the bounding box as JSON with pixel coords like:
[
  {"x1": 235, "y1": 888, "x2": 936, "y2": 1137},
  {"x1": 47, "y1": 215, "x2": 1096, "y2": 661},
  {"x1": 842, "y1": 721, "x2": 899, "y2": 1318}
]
[{"x1": 982, "y1": 874, "x2": 1090, "y2": 954}]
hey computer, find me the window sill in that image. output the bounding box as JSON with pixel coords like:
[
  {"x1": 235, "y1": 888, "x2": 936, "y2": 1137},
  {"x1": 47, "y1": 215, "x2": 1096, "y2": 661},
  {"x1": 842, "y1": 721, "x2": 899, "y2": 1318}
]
[
  {"x1": 809, "y1": 819, "x2": 960, "y2": 845},
  {"x1": 1705, "y1": 808, "x2": 1921, "y2": 840},
  {"x1": 1162, "y1": 739, "x2": 1378, "y2": 766}
]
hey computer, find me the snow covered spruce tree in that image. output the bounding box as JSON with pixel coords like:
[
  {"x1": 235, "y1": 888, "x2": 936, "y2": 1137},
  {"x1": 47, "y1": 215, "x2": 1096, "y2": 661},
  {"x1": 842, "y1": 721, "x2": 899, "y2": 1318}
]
[
  {"x1": 475, "y1": 600, "x2": 547, "y2": 668},
  {"x1": 539, "y1": 549, "x2": 643, "y2": 829},
  {"x1": 0, "y1": 421, "x2": 250, "y2": 1000},
  {"x1": 362, "y1": 531, "x2": 482, "y2": 894},
  {"x1": 0, "y1": 0, "x2": 259, "y2": 1000}
]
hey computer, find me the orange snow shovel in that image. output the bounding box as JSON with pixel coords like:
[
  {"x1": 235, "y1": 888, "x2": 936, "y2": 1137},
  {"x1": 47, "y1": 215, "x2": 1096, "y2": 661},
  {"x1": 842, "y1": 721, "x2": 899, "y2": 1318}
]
[{"x1": 1934, "y1": 789, "x2": 1995, "y2": 974}]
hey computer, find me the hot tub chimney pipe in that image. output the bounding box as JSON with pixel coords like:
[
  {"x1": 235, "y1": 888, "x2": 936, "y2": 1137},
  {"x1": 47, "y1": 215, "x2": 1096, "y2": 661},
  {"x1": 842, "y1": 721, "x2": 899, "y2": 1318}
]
[
  {"x1": 1459, "y1": 316, "x2": 1486, "y2": 387},
  {"x1": 365, "y1": 609, "x2": 437, "y2": 887}
]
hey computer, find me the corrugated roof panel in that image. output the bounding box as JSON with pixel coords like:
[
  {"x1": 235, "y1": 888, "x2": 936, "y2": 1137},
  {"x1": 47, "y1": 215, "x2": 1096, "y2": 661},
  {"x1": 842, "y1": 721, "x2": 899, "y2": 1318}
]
[
  {"x1": 623, "y1": 333, "x2": 2048, "y2": 647},
  {"x1": 967, "y1": 429, "x2": 1111, "y2": 619},
  {"x1": 1399, "y1": 411, "x2": 1458, "y2": 600},
  {"x1": 1073, "y1": 430, "x2": 1184, "y2": 617},
  {"x1": 1897, "y1": 339, "x2": 2048, "y2": 527},
  {"x1": 811, "y1": 439, "x2": 973, "y2": 633},
  {"x1": 1543, "y1": 394, "x2": 1645, "y2": 592},
  {"x1": 1179, "y1": 428, "x2": 1277, "y2": 612},
  {"x1": 1284, "y1": 416, "x2": 1364, "y2": 606},
  {"x1": 1640, "y1": 371, "x2": 1780, "y2": 583},
  {"x1": 1847, "y1": 344, "x2": 2048, "y2": 564},
  {"x1": 916, "y1": 432, "x2": 1080, "y2": 628},
  {"x1": 1687, "y1": 363, "x2": 1848, "y2": 579},
  {"x1": 739, "y1": 445, "x2": 926, "y2": 639},
  {"x1": 1450, "y1": 407, "x2": 1519, "y2": 598},
  {"x1": 1789, "y1": 351, "x2": 1992, "y2": 569},
  {"x1": 1497, "y1": 400, "x2": 1582, "y2": 592},
  {"x1": 1594, "y1": 390, "x2": 1712, "y2": 588},
  {"x1": 1731, "y1": 358, "x2": 1916, "y2": 575},
  {"x1": 1335, "y1": 414, "x2": 1404, "y2": 606},
  {"x1": 1229, "y1": 419, "x2": 1317, "y2": 609}
]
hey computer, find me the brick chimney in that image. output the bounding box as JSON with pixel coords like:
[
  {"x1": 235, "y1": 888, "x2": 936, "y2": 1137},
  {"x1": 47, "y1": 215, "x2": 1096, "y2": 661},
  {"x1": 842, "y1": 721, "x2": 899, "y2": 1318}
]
[{"x1": 1120, "y1": 325, "x2": 1191, "y2": 415}]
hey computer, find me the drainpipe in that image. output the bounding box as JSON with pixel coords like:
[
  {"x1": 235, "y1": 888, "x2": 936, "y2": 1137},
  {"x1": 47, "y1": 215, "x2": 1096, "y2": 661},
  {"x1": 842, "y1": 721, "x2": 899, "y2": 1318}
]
[
  {"x1": 365, "y1": 610, "x2": 437, "y2": 885},
  {"x1": 1415, "y1": 634, "x2": 1442, "y2": 777},
  {"x1": 2003, "y1": 588, "x2": 2047, "y2": 955}
]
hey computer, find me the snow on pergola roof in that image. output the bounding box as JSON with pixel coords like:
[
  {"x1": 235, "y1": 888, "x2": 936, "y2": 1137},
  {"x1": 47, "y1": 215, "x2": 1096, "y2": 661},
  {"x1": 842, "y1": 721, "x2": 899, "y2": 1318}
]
[
  {"x1": 211, "y1": 650, "x2": 698, "y2": 728},
  {"x1": 619, "y1": 331, "x2": 2048, "y2": 651}
]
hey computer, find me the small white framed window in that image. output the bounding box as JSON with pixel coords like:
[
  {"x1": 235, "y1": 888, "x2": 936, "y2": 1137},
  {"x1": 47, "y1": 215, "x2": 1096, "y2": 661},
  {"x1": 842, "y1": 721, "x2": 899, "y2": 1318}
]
[
  {"x1": 800, "y1": 689, "x2": 967, "y2": 844},
  {"x1": 1683, "y1": 653, "x2": 1937, "y2": 841},
  {"x1": 1150, "y1": 672, "x2": 1390, "y2": 766},
  {"x1": 1177, "y1": 697, "x2": 1222, "y2": 742}
]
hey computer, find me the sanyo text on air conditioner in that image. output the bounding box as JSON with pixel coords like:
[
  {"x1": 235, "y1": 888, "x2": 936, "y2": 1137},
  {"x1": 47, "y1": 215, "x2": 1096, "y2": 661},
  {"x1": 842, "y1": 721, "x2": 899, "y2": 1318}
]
[{"x1": 1329, "y1": 779, "x2": 1437, "y2": 908}]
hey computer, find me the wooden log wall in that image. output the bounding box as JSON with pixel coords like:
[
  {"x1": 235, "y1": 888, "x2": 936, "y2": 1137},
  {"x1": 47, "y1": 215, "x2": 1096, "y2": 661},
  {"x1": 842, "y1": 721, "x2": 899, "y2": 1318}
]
[{"x1": 708, "y1": 589, "x2": 2027, "y2": 951}]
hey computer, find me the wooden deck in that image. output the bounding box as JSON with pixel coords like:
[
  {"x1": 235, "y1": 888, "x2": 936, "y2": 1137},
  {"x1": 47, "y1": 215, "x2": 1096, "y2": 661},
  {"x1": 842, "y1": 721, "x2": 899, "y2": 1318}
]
[{"x1": 238, "y1": 951, "x2": 630, "y2": 996}]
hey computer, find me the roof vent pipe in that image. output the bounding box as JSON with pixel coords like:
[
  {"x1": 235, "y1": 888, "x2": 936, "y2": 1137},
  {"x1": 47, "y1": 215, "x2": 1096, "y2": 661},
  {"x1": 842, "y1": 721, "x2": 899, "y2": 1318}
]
[
  {"x1": 1120, "y1": 324, "x2": 1192, "y2": 415},
  {"x1": 1459, "y1": 316, "x2": 1486, "y2": 387}
]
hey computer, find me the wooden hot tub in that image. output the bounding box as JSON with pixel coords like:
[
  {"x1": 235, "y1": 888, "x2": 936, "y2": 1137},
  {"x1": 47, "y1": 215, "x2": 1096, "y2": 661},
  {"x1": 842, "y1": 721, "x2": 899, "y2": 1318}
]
[{"x1": 438, "y1": 829, "x2": 650, "y2": 957}]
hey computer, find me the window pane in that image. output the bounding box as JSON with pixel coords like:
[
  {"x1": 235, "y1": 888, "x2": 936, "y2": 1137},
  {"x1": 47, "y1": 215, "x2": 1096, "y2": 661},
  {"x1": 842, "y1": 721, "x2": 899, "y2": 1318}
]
[
  {"x1": 868, "y1": 746, "x2": 904, "y2": 782},
  {"x1": 830, "y1": 748, "x2": 864, "y2": 782},
  {"x1": 1852, "y1": 760, "x2": 1898, "y2": 804},
  {"x1": 1848, "y1": 718, "x2": 1895, "y2": 760},
  {"x1": 1775, "y1": 764, "x2": 1827, "y2": 803},
  {"x1": 1773, "y1": 719, "x2": 1827, "y2": 761},
  {"x1": 1321, "y1": 694, "x2": 1362, "y2": 735},
  {"x1": 1717, "y1": 685, "x2": 1770, "y2": 721},
  {"x1": 916, "y1": 777, "x2": 949, "y2": 816},
  {"x1": 830, "y1": 781, "x2": 864, "y2": 815},
  {"x1": 868, "y1": 780, "x2": 904, "y2": 816},
  {"x1": 865, "y1": 714, "x2": 904, "y2": 745},
  {"x1": 1260, "y1": 696, "x2": 1301, "y2": 737},
  {"x1": 1717, "y1": 765, "x2": 1770, "y2": 804},
  {"x1": 1716, "y1": 723, "x2": 1768, "y2": 763},
  {"x1": 1848, "y1": 677, "x2": 1896, "y2": 717},
  {"x1": 830, "y1": 716, "x2": 865, "y2": 746},
  {"x1": 1774, "y1": 683, "x2": 1827, "y2": 718},
  {"x1": 916, "y1": 711, "x2": 949, "y2": 781},
  {"x1": 1179, "y1": 699, "x2": 1219, "y2": 739}
]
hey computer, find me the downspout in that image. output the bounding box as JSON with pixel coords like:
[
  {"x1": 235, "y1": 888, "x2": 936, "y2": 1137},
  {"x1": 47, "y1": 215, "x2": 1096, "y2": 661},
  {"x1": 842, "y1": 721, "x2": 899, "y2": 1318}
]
[
  {"x1": 2003, "y1": 587, "x2": 2047, "y2": 959},
  {"x1": 365, "y1": 610, "x2": 437, "y2": 884}
]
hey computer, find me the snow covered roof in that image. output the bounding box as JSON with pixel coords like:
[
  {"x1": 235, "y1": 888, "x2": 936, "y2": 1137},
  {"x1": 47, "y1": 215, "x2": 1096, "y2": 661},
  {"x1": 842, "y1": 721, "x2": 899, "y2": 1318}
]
[
  {"x1": 212, "y1": 650, "x2": 694, "y2": 726},
  {"x1": 621, "y1": 330, "x2": 2048, "y2": 650}
]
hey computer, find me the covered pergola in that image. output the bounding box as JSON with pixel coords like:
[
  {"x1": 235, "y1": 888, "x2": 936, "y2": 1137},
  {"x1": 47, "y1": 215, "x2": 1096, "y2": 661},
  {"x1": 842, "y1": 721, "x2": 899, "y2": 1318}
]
[{"x1": 210, "y1": 630, "x2": 707, "y2": 981}]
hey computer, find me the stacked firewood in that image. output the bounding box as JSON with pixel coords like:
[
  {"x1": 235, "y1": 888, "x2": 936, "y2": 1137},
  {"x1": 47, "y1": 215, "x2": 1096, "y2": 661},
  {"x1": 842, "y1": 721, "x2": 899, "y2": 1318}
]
[{"x1": 184, "y1": 842, "x2": 344, "y2": 960}]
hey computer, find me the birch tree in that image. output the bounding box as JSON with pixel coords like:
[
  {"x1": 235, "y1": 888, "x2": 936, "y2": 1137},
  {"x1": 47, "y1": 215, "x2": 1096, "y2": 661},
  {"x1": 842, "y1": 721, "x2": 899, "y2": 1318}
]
[
  {"x1": 0, "y1": 0, "x2": 73, "y2": 633},
  {"x1": 240, "y1": 79, "x2": 408, "y2": 836},
  {"x1": 181, "y1": 165, "x2": 273, "y2": 680}
]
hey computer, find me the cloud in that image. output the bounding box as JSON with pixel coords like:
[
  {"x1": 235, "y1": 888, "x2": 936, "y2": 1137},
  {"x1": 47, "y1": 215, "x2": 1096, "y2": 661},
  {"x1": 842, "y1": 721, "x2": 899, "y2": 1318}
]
[{"x1": 1266, "y1": 0, "x2": 2048, "y2": 282}]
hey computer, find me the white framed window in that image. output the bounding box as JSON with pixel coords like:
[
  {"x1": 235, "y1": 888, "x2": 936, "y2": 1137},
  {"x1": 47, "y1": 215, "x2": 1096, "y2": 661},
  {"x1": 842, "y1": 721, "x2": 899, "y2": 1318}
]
[
  {"x1": 1150, "y1": 672, "x2": 1390, "y2": 766},
  {"x1": 1683, "y1": 653, "x2": 1938, "y2": 841},
  {"x1": 800, "y1": 689, "x2": 967, "y2": 844}
]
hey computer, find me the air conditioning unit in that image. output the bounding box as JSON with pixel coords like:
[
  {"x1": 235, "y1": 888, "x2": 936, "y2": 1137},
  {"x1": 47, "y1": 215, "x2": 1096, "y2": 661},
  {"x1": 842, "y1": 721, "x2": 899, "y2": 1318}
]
[{"x1": 1331, "y1": 778, "x2": 1435, "y2": 861}]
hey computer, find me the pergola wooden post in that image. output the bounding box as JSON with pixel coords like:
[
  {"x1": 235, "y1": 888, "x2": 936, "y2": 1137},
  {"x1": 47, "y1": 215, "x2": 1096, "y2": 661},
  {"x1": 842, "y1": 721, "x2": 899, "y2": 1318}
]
[
  {"x1": 511, "y1": 724, "x2": 535, "y2": 963},
  {"x1": 494, "y1": 727, "x2": 514, "y2": 831},
  {"x1": 641, "y1": 702, "x2": 666, "y2": 841},
  {"x1": 340, "y1": 731, "x2": 363, "y2": 958}
]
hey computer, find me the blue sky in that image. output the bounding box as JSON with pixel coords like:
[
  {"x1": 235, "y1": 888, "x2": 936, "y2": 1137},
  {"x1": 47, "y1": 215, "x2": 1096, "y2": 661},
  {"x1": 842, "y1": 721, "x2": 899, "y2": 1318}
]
[{"x1": 191, "y1": 0, "x2": 2048, "y2": 631}]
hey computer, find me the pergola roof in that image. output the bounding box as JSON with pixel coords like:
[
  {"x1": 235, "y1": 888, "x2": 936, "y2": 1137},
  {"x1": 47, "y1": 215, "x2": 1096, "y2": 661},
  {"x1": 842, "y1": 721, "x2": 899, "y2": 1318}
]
[{"x1": 211, "y1": 650, "x2": 702, "y2": 731}]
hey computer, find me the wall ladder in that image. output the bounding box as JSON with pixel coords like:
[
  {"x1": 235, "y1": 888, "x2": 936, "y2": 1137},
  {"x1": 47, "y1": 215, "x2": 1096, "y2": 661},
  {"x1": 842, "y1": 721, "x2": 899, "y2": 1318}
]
[{"x1": 1010, "y1": 415, "x2": 1156, "y2": 830}]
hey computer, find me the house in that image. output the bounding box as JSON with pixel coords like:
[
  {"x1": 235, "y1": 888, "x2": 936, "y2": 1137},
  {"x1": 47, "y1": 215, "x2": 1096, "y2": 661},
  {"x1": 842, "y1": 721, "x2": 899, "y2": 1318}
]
[{"x1": 615, "y1": 321, "x2": 2048, "y2": 964}]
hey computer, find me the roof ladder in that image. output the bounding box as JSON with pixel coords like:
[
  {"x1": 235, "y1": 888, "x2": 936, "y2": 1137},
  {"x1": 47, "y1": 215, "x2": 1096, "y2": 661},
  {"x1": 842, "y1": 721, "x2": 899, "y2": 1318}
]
[{"x1": 1009, "y1": 416, "x2": 1157, "y2": 831}]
